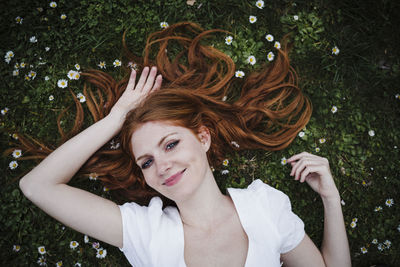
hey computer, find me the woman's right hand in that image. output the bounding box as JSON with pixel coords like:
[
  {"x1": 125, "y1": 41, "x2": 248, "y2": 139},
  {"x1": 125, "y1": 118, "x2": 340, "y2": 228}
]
[{"x1": 110, "y1": 66, "x2": 162, "y2": 117}]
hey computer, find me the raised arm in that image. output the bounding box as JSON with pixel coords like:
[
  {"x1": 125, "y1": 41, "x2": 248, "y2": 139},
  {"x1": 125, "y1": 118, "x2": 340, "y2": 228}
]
[
  {"x1": 19, "y1": 66, "x2": 162, "y2": 248},
  {"x1": 281, "y1": 152, "x2": 351, "y2": 267}
]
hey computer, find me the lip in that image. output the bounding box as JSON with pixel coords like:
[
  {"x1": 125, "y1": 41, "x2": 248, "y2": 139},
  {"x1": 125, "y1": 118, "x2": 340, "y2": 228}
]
[{"x1": 163, "y1": 169, "x2": 186, "y2": 186}]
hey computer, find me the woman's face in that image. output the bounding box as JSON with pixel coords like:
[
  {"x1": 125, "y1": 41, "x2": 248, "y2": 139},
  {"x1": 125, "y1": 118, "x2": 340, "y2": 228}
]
[{"x1": 131, "y1": 121, "x2": 211, "y2": 202}]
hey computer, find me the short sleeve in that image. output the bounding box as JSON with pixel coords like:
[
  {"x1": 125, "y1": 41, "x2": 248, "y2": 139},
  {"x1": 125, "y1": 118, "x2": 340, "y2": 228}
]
[
  {"x1": 118, "y1": 197, "x2": 185, "y2": 267},
  {"x1": 118, "y1": 197, "x2": 164, "y2": 266},
  {"x1": 250, "y1": 179, "x2": 305, "y2": 254}
]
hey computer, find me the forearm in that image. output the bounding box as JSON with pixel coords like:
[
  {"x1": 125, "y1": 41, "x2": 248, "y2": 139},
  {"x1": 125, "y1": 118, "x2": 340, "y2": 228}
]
[
  {"x1": 320, "y1": 193, "x2": 351, "y2": 267},
  {"x1": 20, "y1": 111, "x2": 125, "y2": 190}
]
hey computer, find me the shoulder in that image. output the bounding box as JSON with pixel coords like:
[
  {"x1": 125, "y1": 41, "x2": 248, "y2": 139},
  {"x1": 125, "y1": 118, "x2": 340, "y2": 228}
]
[{"x1": 229, "y1": 179, "x2": 291, "y2": 207}]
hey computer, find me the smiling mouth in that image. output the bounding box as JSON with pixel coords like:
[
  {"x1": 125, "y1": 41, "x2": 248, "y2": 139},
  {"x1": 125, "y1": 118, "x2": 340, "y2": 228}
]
[{"x1": 163, "y1": 168, "x2": 186, "y2": 186}]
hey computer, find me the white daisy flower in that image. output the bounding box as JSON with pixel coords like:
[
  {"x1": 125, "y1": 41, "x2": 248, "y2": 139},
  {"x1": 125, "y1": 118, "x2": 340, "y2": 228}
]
[
  {"x1": 127, "y1": 61, "x2": 138, "y2": 70},
  {"x1": 67, "y1": 70, "x2": 79, "y2": 80},
  {"x1": 235, "y1": 70, "x2": 245, "y2": 78},
  {"x1": 37, "y1": 256, "x2": 46, "y2": 266},
  {"x1": 397, "y1": 224, "x2": 400, "y2": 232},
  {"x1": 332, "y1": 46, "x2": 340, "y2": 55},
  {"x1": 89, "y1": 173, "x2": 98, "y2": 181},
  {"x1": 211, "y1": 166, "x2": 215, "y2": 172},
  {"x1": 230, "y1": 141, "x2": 240, "y2": 148},
  {"x1": 225, "y1": 36, "x2": 233, "y2": 45},
  {"x1": 113, "y1": 59, "x2": 121, "y2": 67},
  {"x1": 294, "y1": 15, "x2": 299, "y2": 21},
  {"x1": 37, "y1": 7, "x2": 44, "y2": 12},
  {"x1": 377, "y1": 243, "x2": 384, "y2": 251},
  {"x1": 14, "y1": 62, "x2": 20, "y2": 69},
  {"x1": 75, "y1": 263, "x2": 81, "y2": 267},
  {"x1": 56, "y1": 261, "x2": 63, "y2": 266},
  {"x1": 12, "y1": 149, "x2": 22, "y2": 158},
  {"x1": 15, "y1": 16, "x2": 23, "y2": 24},
  {"x1": 98, "y1": 61, "x2": 106, "y2": 69},
  {"x1": 350, "y1": 221, "x2": 356, "y2": 228},
  {"x1": 298, "y1": 131, "x2": 305, "y2": 138},
  {"x1": 274, "y1": 41, "x2": 281, "y2": 49},
  {"x1": 20, "y1": 62, "x2": 26, "y2": 68},
  {"x1": 13, "y1": 245, "x2": 21, "y2": 252},
  {"x1": 281, "y1": 157, "x2": 287, "y2": 165},
  {"x1": 360, "y1": 247, "x2": 367, "y2": 254},
  {"x1": 352, "y1": 218, "x2": 358, "y2": 223},
  {"x1": 160, "y1": 21, "x2": 169, "y2": 29},
  {"x1": 372, "y1": 239, "x2": 378, "y2": 244},
  {"x1": 374, "y1": 206, "x2": 382, "y2": 212},
  {"x1": 9, "y1": 161, "x2": 18, "y2": 170},
  {"x1": 319, "y1": 138, "x2": 326, "y2": 144},
  {"x1": 331, "y1": 106, "x2": 337, "y2": 113},
  {"x1": 267, "y1": 51, "x2": 275, "y2": 61},
  {"x1": 45, "y1": 76, "x2": 50, "y2": 81},
  {"x1": 103, "y1": 186, "x2": 109, "y2": 192},
  {"x1": 1, "y1": 107, "x2": 9, "y2": 115},
  {"x1": 5, "y1": 57, "x2": 11, "y2": 64},
  {"x1": 249, "y1": 15, "x2": 257, "y2": 24},
  {"x1": 28, "y1": 70, "x2": 37, "y2": 80},
  {"x1": 74, "y1": 64, "x2": 80, "y2": 70},
  {"x1": 96, "y1": 248, "x2": 107, "y2": 259},
  {"x1": 221, "y1": 170, "x2": 229, "y2": 175},
  {"x1": 13, "y1": 69, "x2": 19, "y2": 76},
  {"x1": 50, "y1": 1, "x2": 57, "y2": 8},
  {"x1": 49, "y1": 95, "x2": 54, "y2": 101},
  {"x1": 84, "y1": 235, "x2": 89, "y2": 243},
  {"x1": 395, "y1": 94, "x2": 400, "y2": 100},
  {"x1": 30, "y1": 36, "x2": 38, "y2": 43},
  {"x1": 256, "y1": 0, "x2": 264, "y2": 9},
  {"x1": 341, "y1": 199, "x2": 345, "y2": 205},
  {"x1": 45, "y1": 47, "x2": 50, "y2": 52},
  {"x1": 60, "y1": 14, "x2": 67, "y2": 20},
  {"x1": 247, "y1": 55, "x2": 256, "y2": 65},
  {"x1": 384, "y1": 240, "x2": 391, "y2": 248},
  {"x1": 70, "y1": 241, "x2": 79, "y2": 249},
  {"x1": 385, "y1": 198, "x2": 393, "y2": 207},
  {"x1": 6, "y1": 51, "x2": 15, "y2": 58},
  {"x1": 12, "y1": 133, "x2": 18, "y2": 140},
  {"x1": 38, "y1": 246, "x2": 46, "y2": 255},
  {"x1": 265, "y1": 34, "x2": 274, "y2": 42},
  {"x1": 76, "y1": 93, "x2": 86, "y2": 103},
  {"x1": 92, "y1": 242, "x2": 100, "y2": 249},
  {"x1": 222, "y1": 159, "x2": 229, "y2": 166},
  {"x1": 368, "y1": 130, "x2": 375, "y2": 136},
  {"x1": 57, "y1": 79, "x2": 68, "y2": 88},
  {"x1": 315, "y1": 147, "x2": 320, "y2": 152},
  {"x1": 222, "y1": 96, "x2": 227, "y2": 101}
]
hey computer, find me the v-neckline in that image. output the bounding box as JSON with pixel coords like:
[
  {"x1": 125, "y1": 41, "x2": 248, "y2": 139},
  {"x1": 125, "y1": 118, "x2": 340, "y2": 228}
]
[{"x1": 178, "y1": 188, "x2": 251, "y2": 267}]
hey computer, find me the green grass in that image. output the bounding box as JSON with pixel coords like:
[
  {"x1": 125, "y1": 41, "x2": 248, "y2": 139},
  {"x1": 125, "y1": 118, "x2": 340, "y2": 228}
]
[{"x1": 1, "y1": 0, "x2": 399, "y2": 266}]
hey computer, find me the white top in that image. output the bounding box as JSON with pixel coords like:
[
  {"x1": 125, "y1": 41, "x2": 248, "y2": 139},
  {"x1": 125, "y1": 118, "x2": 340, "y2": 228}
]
[{"x1": 118, "y1": 179, "x2": 305, "y2": 267}]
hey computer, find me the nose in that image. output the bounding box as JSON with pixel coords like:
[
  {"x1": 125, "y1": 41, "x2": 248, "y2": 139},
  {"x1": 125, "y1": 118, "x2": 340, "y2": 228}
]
[{"x1": 155, "y1": 156, "x2": 172, "y2": 177}]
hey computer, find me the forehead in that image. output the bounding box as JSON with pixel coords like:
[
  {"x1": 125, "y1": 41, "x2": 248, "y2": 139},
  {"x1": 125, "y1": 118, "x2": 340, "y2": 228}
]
[{"x1": 131, "y1": 121, "x2": 194, "y2": 150}]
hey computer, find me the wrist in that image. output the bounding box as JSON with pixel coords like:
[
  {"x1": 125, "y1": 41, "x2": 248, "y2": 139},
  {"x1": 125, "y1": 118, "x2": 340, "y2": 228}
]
[{"x1": 106, "y1": 109, "x2": 127, "y2": 129}]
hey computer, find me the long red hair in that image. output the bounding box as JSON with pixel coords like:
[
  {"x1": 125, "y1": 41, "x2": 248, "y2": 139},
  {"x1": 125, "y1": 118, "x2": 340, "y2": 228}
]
[{"x1": 8, "y1": 22, "x2": 312, "y2": 207}]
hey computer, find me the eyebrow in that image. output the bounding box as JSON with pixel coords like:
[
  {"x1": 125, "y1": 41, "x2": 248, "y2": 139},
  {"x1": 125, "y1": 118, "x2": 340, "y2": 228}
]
[{"x1": 135, "y1": 132, "x2": 178, "y2": 162}]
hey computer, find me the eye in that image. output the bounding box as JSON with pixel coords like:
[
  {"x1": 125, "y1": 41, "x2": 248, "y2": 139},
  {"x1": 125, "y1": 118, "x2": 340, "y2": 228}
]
[
  {"x1": 166, "y1": 140, "x2": 179, "y2": 151},
  {"x1": 141, "y1": 158, "x2": 153, "y2": 169}
]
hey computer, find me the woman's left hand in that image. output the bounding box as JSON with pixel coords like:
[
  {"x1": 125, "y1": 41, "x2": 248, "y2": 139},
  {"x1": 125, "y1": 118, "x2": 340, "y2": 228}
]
[{"x1": 287, "y1": 152, "x2": 339, "y2": 200}]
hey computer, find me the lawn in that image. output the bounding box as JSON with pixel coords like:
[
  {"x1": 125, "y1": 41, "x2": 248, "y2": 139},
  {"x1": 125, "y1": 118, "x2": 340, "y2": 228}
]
[{"x1": 1, "y1": 0, "x2": 399, "y2": 266}]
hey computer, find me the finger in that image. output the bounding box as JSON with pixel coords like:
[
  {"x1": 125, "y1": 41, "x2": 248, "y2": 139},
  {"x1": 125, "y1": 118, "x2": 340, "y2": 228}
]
[
  {"x1": 293, "y1": 160, "x2": 321, "y2": 180},
  {"x1": 299, "y1": 165, "x2": 320, "y2": 183},
  {"x1": 136, "y1": 66, "x2": 150, "y2": 91},
  {"x1": 126, "y1": 69, "x2": 137, "y2": 90},
  {"x1": 152, "y1": 74, "x2": 163, "y2": 91},
  {"x1": 142, "y1": 66, "x2": 158, "y2": 92}
]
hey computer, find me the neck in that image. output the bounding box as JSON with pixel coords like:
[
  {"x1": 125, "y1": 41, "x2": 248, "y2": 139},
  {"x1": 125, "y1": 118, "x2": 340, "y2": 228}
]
[{"x1": 175, "y1": 169, "x2": 234, "y2": 231}]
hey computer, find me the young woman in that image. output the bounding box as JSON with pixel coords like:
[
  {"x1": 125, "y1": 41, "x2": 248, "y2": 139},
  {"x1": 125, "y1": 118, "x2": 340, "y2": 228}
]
[{"x1": 18, "y1": 22, "x2": 351, "y2": 266}]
